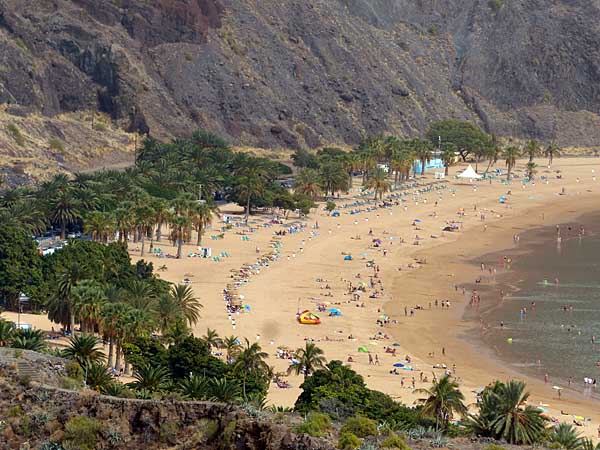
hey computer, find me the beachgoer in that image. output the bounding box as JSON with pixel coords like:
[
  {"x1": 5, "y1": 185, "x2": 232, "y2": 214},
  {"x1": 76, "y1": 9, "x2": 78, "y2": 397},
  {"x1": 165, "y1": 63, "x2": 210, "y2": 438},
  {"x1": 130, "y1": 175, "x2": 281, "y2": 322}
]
[
  {"x1": 369, "y1": 353, "x2": 374, "y2": 365},
  {"x1": 544, "y1": 373, "x2": 549, "y2": 384}
]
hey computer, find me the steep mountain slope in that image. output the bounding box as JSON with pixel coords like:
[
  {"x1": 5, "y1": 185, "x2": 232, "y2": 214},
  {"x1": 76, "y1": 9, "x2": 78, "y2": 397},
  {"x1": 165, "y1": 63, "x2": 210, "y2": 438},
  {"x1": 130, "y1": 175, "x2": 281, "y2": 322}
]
[{"x1": 0, "y1": 0, "x2": 599, "y2": 175}]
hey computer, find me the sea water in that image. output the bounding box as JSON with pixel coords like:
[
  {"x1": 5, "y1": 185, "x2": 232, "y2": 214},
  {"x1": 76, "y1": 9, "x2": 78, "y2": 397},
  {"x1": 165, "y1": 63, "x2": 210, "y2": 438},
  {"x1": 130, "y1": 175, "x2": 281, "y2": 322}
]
[{"x1": 480, "y1": 221, "x2": 600, "y2": 396}]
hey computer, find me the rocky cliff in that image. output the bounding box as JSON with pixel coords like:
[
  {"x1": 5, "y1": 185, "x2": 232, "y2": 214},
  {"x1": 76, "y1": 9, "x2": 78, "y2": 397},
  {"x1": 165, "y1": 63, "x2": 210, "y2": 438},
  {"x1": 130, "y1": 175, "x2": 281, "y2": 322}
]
[{"x1": 0, "y1": 0, "x2": 599, "y2": 174}]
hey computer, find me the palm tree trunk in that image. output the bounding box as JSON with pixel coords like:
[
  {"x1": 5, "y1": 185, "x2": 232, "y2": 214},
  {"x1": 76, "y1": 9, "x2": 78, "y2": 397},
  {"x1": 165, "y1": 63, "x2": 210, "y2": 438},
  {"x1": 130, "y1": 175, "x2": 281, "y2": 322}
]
[
  {"x1": 156, "y1": 221, "x2": 162, "y2": 241},
  {"x1": 196, "y1": 225, "x2": 202, "y2": 246},
  {"x1": 140, "y1": 233, "x2": 145, "y2": 256},
  {"x1": 507, "y1": 166, "x2": 512, "y2": 181},
  {"x1": 245, "y1": 194, "x2": 251, "y2": 222},
  {"x1": 444, "y1": 164, "x2": 449, "y2": 176},
  {"x1": 115, "y1": 342, "x2": 122, "y2": 371},
  {"x1": 61, "y1": 220, "x2": 66, "y2": 240},
  {"x1": 108, "y1": 339, "x2": 114, "y2": 368},
  {"x1": 69, "y1": 310, "x2": 75, "y2": 333},
  {"x1": 177, "y1": 237, "x2": 183, "y2": 259}
]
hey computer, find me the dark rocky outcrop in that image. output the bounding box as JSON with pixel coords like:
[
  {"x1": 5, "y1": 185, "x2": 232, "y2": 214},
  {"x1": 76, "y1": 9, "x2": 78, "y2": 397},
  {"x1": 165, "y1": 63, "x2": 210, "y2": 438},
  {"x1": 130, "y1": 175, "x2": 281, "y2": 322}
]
[{"x1": 1, "y1": 0, "x2": 600, "y2": 158}]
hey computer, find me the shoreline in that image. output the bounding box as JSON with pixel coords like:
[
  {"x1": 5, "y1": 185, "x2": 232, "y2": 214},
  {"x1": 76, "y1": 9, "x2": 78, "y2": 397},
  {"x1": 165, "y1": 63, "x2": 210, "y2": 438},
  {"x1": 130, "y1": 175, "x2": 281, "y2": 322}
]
[{"x1": 384, "y1": 192, "x2": 600, "y2": 435}]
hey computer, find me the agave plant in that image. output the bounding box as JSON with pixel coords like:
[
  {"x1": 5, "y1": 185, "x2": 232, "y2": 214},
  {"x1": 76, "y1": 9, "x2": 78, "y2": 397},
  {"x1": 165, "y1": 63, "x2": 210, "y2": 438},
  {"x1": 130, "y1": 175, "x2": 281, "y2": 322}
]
[
  {"x1": 548, "y1": 423, "x2": 583, "y2": 450},
  {"x1": 83, "y1": 362, "x2": 114, "y2": 392},
  {"x1": 11, "y1": 329, "x2": 47, "y2": 351},
  {"x1": 208, "y1": 378, "x2": 242, "y2": 403},
  {"x1": 128, "y1": 364, "x2": 170, "y2": 393},
  {"x1": 177, "y1": 374, "x2": 208, "y2": 400}
]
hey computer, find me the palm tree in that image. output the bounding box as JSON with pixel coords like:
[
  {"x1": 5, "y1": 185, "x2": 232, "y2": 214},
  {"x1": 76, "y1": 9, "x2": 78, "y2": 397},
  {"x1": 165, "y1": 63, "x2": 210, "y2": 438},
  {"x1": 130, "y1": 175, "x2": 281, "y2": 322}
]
[
  {"x1": 223, "y1": 335, "x2": 241, "y2": 362},
  {"x1": 49, "y1": 188, "x2": 81, "y2": 240},
  {"x1": 414, "y1": 375, "x2": 467, "y2": 430},
  {"x1": 208, "y1": 378, "x2": 242, "y2": 403},
  {"x1": 84, "y1": 211, "x2": 116, "y2": 242},
  {"x1": 128, "y1": 364, "x2": 170, "y2": 393},
  {"x1": 124, "y1": 279, "x2": 158, "y2": 311},
  {"x1": 288, "y1": 342, "x2": 326, "y2": 381},
  {"x1": 0, "y1": 319, "x2": 15, "y2": 346},
  {"x1": 169, "y1": 214, "x2": 191, "y2": 259},
  {"x1": 548, "y1": 423, "x2": 583, "y2": 450},
  {"x1": 526, "y1": 161, "x2": 538, "y2": 181},
  {"x1": 62, "y1": 334, "x2": 106, "y2": 367},
  {"x1": 412, "y1": 139, "x2": 432, "y2": 175},
  {"x1": 202, "y1": 328, "x2": 222, "y2": 350},
  {"x1": 178, "y1": 374, "x2": 209, "y2": 400},
  {"x1": 524, "y1": 139, "x2": 541, "y2": 163},
  {"x1": 233, "y1": 338, "x2": 269, "y2": 398},
  {"x1": 440, "y1": 145, "x2": 457, "y2": 176},
  {"x1": 294, "y1": 169, "x2": 322, "y2": 200},
  {"x1": 100, "y1": 302, "x2": 130, "y2": 368},
  {"x1": 490, "y1": 380, "x2": 546, "y2": 445},
  {"x1": 190, "y1": 201, "x2": 217, "y2": 246},
  {"x1": 134, "y1": 204, "x2": 155, "y2": 256},
  {"x1": 155, "y1": 295, "x2": 181, "y2": 334},
  {"x1": 319, "y1": 161, "x2": 349, "y2": 197},
  {"x1": 503, "y1": 146, "x2": 521, "y2": 181},
  {"x1": 72, "y1": 280, "x2": 106, "y2": 333},
  {"x1": 545, "y1": 141, "x2": 560, "y2": 166},
  {"x1": 170, "y1": 284, "x2": 202, "y2": 327},
  {"x1": 11, "y1": 329, "x2": 47, "y2": 351},
  {"x1": 365, "y1": 168, "x2": 391, "y2": 200},
  {"x1": 49, "y1": 263, "x2": 89, "y2": 332},
  {"x1": 151, "y1": 198, "x2": 170, "y2": 242}
]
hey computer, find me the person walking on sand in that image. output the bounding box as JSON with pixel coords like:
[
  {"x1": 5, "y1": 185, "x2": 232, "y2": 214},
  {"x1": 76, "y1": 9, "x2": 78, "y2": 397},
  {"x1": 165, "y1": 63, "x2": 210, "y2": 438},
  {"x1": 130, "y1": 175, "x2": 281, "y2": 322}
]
[
  {"x1": 375, "y1": 354, "x2": 380, "y2": 366},
  {"x1": 369, "y1": 353, "x2": 374, "y2": 365},
  {"x1": 544, "y1": 373, "x2": 549, "y2": 384}
]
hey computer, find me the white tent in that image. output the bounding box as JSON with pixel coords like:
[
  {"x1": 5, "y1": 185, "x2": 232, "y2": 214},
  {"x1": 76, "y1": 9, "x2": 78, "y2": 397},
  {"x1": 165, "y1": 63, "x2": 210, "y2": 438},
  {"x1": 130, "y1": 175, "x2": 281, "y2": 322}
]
[{"x1": 458, "y1": 165, "x2": 482, "y2": 179}]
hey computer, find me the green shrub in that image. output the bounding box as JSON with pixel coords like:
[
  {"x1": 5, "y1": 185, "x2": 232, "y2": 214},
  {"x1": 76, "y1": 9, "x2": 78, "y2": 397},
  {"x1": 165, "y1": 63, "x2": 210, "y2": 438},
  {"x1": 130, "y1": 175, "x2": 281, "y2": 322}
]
[
  {"x1": 39, "y1": 443, "x2": 65, "y2": 450},
  {"x1": 13, "y1": 349, "x2": 23, "y2": 358},
  {"x1": 159, "y1": 421, "x2": 179, "y2": 444},
  {"x1": 17, "y1": 414, "x2": 32, "y2": 437},
  {"x1": 341, "y1": 416, "x2": 378, "y2": 438},
  {"x1": 6, "y1": 123, "x2": 25, "y2": 146},
  {"x1": 295, "y1": 412, "x2": 332, "y2": 437},
  {"x1": 93, "y1": 122, "x2": 107, "y2": 132},
  {"x1": 8, "y1": 405, "x2": 23, "y2": 417},
  {"x1": 49, "y1": 138, "x2": 65, "y2": 153},
  {"x1": 59, "y1": 376, "x2": 82, "y2": 390},
  {"x1": 484, "y1": 445, "x2": 507, "y2": 450},
  {"x1": 488, "y1": 0, "x2": 503, "y2": 11},
  {"x1": 338, "y1": 432, "x2": 361, "y2": 450},
  {"x1": 381, "y1": 434, "x2": 411, "y2": 449},
  {"x1": 65, "y1": 362, "x2": 84, "y2": 381},
  {"x1": 62, "y1": 416, "x2": 101, "y2": 450},
  {"x1": 326, "y1": 201, "x2": 336, "y2": 212}
]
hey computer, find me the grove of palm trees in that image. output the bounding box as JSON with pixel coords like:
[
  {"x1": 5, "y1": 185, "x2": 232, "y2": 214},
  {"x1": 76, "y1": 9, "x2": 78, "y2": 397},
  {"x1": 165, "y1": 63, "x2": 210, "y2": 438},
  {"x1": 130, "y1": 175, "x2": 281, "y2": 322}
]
[{"x1": 0, "y1": 119, "x2": 582, "y2": 450}]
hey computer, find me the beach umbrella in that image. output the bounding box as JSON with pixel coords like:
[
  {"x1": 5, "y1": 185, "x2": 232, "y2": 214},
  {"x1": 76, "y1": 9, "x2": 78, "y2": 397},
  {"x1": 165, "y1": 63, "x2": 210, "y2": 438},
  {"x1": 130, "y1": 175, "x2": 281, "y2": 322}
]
[
  {"x1": 379, "y1": 314, "x2": 389, "y2": 320},
  {"x1": 393, "y1": 363, "x2": 404, "y2": 368},
  {"x1": 414, "y1": 219, "x2": 422, "y2": 222},
  {"x1": 392, "y1": 343, "x2": 401, "y2": 347},
  {"x1": 552, "y1": 386, "x2": 563, "y2": 391},
  {"x1": 369, "y1": 341, "x2": 378, "y2": 346},
  {"x1": 358, "y1": 346, "x2": 369, "y2": 353},
  {"x1": 403, "y1": 366, "x2": 412, "y2": 371}
]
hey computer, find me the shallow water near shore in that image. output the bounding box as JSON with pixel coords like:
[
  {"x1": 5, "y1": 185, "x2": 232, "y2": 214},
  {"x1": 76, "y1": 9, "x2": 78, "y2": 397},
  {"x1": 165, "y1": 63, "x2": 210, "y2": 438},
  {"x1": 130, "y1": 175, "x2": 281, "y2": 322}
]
[{"x1": 473, "y1": 213, "x2": 600, "y2": 400}]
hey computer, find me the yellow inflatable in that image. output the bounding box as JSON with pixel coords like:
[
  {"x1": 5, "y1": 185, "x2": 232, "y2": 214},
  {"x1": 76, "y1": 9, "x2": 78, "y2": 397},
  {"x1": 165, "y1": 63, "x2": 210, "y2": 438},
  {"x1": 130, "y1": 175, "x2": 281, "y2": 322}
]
[{"x1": 298, "y1": 310, "x2": 321, "y2": 325}]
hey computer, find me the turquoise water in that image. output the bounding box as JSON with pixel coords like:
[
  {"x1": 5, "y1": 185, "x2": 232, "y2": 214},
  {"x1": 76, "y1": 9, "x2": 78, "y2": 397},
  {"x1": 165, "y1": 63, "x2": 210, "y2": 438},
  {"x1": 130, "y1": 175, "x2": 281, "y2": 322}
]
[{"x1": 480, "y1": 221, "x2": 600, "y2": 395}]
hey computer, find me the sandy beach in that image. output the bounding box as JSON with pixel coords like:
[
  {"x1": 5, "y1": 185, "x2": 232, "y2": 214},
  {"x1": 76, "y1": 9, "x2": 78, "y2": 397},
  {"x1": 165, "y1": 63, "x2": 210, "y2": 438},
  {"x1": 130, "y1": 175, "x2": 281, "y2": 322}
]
[{"x1": 7, "y1": 157, "x2": 600, "y2": 438}]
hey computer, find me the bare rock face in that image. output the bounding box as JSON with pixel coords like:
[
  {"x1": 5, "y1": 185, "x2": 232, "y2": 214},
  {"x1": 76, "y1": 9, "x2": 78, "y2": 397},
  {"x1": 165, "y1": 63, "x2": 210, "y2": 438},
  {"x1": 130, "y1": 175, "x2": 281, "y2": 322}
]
[{"x1": 1, "y1": 0, "x2": 600, "y2": 157}]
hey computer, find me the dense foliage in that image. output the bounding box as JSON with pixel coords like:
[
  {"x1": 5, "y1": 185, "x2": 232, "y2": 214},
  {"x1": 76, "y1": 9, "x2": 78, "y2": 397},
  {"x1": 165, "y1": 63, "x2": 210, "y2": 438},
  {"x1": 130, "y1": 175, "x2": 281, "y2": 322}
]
[{"x1": 295, "y1": 360, "x2": 423, "y2": 426}]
